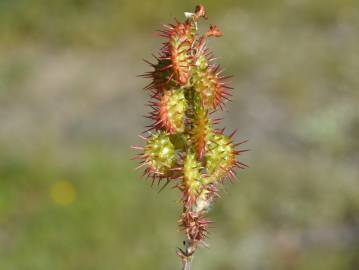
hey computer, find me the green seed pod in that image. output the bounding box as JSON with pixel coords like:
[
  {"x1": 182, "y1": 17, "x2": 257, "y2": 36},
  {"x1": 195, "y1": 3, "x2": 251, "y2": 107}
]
[
  {"x1": 205, "y1": 133, "x2": 236, "y2": 183},
  {"x1": 192, "y1": 56, "x2": 230, "y2": 110},
  {"x1": 144, "y1": 131, "x2": 176, "y2": 177},
  {"x1": 159, "y1": 88, "x2": 188, "y2": 133}
]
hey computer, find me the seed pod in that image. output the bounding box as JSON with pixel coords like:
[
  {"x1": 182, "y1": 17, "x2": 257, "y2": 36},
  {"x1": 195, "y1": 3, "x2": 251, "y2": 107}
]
[
  {"x1": 159, "y1": 21, "x2": 196, "y2": 85},
  {"x1": 192, "y1": 64, "x2": 232, "y2": 110},
  {"x1": 179, "y1": 211, "x2": 210, "y2": 242},
  {"x1": 205, "y1": 132, "x2": 237, "y2": 183},
  {"x1": 143, "y1": 131, "x2": 176, "y2": 178},
  {"x1": 149, "y1": 88, "x2": 187, "y2": 134}
]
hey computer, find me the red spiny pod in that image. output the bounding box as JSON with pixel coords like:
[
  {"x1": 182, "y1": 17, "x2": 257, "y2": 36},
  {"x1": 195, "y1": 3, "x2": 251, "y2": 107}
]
[
  {"x1": 159, "y1": 21, "x2": 196, "y2": 85},
  {"x1": 179, "y1": 211, "x2": 210, "y2": 242}
]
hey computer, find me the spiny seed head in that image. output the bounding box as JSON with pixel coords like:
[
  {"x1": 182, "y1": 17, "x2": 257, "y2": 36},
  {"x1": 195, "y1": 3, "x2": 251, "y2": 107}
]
[
  {"x1": 159, "y1": 88, "x2": 188, "y2": 133},
  {"x1": 159, "y1": 21, "x2": 195, "y2": 85},
  {"x1": 134, "y1": 4, "x2": 247, "y2": 256},
  {"x1": 179, "y1": 211, "x2": 209, "y2": 241},
  {"x1": 144, "y1": 131, "x2": 176, "y2": 176},
  {"x1": 205, "y1": 133, "x2": 237, "y2": 183},
  {"x1": 192, "y1": 65, "x2": 230, "y2": 110}
]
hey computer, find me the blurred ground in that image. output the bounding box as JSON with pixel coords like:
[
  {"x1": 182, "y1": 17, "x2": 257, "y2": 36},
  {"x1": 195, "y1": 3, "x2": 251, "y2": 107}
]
[{"x1": 0, "y1": 1, "x2": 359, "y2": 270}]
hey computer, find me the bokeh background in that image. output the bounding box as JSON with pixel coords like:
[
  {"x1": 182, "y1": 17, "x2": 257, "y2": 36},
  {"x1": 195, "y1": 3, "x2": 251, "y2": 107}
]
[{"x1": 1, "y1": 0, "x2": 359, "y2": 269}]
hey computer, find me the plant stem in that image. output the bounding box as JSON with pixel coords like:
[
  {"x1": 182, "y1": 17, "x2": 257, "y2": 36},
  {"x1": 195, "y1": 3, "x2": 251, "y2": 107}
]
[
  {"x1": 179, "y1": 239, "x2": 196, "y2": 270},
  {"x1": 181, "y1": 256, "x2": 192, "y2": 270}
]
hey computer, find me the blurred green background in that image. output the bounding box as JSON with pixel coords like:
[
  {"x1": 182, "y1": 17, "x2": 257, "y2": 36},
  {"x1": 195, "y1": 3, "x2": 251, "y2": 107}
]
[{"x1": 1, "y1": 0, "x2": 359, "y2": 269}]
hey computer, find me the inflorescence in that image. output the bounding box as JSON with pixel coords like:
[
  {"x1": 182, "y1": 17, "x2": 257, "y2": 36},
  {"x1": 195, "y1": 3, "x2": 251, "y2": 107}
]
[{"x1": 132, "y1": 4, "x2": 248, "y2": 269}]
